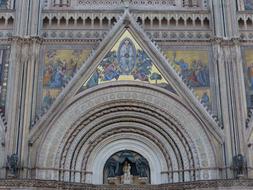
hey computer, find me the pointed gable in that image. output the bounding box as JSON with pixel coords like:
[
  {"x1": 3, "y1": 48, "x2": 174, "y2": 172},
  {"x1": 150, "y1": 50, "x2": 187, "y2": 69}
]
[
  {"x1": 78, "y1": 30, "x2": 176, "y2": 94},
  {"x1": 31, "y1": 9, "x2": 223, "y2": 143}
]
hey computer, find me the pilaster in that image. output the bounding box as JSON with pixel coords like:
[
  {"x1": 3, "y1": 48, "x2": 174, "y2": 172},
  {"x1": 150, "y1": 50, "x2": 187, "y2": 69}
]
[
  {"x1": 19, "y1": 37, "x2": 42, "y2": 178},
  {"x1": 213, "y1": 36, "x2": 248, "y2": 178},
  {"x1": 210, "y1": 0, "x2": 225, "y2": 37},
  {"x1": 212, "y1": 38, "x2": 232, "y2": 178},
  {"x1": 14, "y1": 0, "x2": 30, "y2": 36},
  {"x1": 13, "y1": 0, "x2": 42, "y2": 36},
  {"x1": 28, "y1": 0, "x2": 42, "y2": 36},
  {"x1": 222, "y1": 0, "x2": 239, "y2": 38},
  {"x1": 5, "y1": 36, "x2": 42, "y2": 178},
  {"x1": 211, "y1": 0, "x2": 249, "y2": 178},
  {"x1": 5, "y1": 37, "x2": 23, "y2": 176}
]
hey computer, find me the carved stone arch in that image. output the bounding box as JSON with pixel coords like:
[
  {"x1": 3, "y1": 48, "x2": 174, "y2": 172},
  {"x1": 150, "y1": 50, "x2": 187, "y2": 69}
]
[
  {"x1": 57, "y1": 114, "x2": 194, "y2": 183},
  {"x1": 32, "y1": 82, "x2": 223, "y2": 184}
]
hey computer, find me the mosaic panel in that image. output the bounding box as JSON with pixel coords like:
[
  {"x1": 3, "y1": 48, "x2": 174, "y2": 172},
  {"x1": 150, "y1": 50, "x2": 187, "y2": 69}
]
[
  {"x1": 0, "y1": 0, "x2": 7, "y2": 8},
  {"x1": 245, "y1": 0, "x2": 253, "y2": 10},
  {"x1": 40, "y1": 47, "x2": 91, "y2": 113},
  {"x1": 165, "y1": 50, "x2": 211, "y2": 108},
  {"x1": 243, "y1": 49, "x2": 253, "y2": 108},
  {"x1": 79, "y1": 30, "x2": 175, "y2": 93}
]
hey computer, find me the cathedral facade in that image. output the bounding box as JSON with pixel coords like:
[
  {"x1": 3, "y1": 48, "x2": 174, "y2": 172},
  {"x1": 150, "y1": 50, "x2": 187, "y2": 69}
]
[{"x1": 0, "y1": 0, "x2": 253, "y2": 189}]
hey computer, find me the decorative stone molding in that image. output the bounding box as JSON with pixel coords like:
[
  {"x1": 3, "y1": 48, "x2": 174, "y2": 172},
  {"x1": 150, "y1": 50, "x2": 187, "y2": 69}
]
[
  {"x1": 43, "y1": 0, "x2": 209, "y2": 10},
  {"x1": 0, "y1": 179, "x2": 253, "y2": 189},
  {"x1": 7, "y1": 36, "x2": 44, "y2": 46},
  {"x1": 55, "y1": 103, "x2": 199, "y2": 183},
  {"x1": 0, "y1": 10, "x2": 14, "y2": 39},
  {"x1": 40, "y1": 10, "x2": 212, "y2": 40},
  {"x1": 33, "y1": 82, "x2": 221, "y2": 184},
  {"x1": 237, "y1": 12, "x2": 253, "y2": 40}
]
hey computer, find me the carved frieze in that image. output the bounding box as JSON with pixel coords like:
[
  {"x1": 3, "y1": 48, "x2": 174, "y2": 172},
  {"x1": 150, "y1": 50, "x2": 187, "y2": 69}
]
[{"x1": 43, "y1": 0, "x2": 208, "y2": 10}]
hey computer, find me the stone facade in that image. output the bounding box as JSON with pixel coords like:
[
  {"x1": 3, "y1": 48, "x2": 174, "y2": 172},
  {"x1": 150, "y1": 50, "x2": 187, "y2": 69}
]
[{"x1": 0, "y1": 0, "x2": 252, "y2": 189}]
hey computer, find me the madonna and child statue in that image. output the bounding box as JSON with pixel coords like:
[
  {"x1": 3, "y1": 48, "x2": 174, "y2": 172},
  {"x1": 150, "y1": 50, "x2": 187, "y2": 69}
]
[
  {"x1": 121, "y1": 161, "x2": 133, "y2": 184},
  {"x1": 105, "y1": 150, "x2": 150, "y2": 185}
]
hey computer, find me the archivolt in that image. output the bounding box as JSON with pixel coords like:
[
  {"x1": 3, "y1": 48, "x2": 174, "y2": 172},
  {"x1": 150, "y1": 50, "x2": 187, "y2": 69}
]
[
  {"x1": 33, "y1": 82, "x2": 222, "y2": 184},
  {"x1": 56, "y1": 103, "x2": 197, "y2": 183}
]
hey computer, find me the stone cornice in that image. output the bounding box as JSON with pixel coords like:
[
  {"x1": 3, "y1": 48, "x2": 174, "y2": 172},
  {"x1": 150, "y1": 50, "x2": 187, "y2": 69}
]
[
  {"x1": 43, "y1": 0, "x2": 208, "y2": 12},
  {"x1": 0, "y1": 179, "x2": 252, "y2": 189},
  {"x1": 41, "y1": 9, "x2": 210, "y2": 14},
  {"x1": 42, "y1": 38, "x2": 101, "y2": 44},
  {"x1": 7, "y1": 36, "x2": 44, "y2": 45},
  {"x1": 209, "y1": 37, "x2": 242, "y2": 46}
]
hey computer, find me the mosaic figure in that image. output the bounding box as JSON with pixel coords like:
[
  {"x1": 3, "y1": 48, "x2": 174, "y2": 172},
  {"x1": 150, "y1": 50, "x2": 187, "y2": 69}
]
[
  {"x1": 118, "y1": 38, "x2": 136, "y2": 75},
  {"x1": 243, "y1": 49, "x2": 253, "y2": 108},
  {"x1": 86, "y1": 70, "x2": 100, "y2": 88},
  {"x1": 201, "y1": 92, "x2": 210, "y2": 106},
  {"x1": 49, "y1": 62, "x2": 66, "y2": 88},
  {"x1": 248, "y1": 66, "x2": 253, "y2": 89},
  {"x1": 42, "y1": 90, "x2": 55, "y2": 112},
  {"x1": 133, "y1": 50, "x2": 152, "y2": 81},
  {"x1": 172, "y1": 51, "x2": 209, "y2": 87},
  {"x1": 101, "y1": 52, "x2": 120, "y2": 81},
  {"x1": 82, "y1": 32, "x2": 174, "y2": 93},
  {"x1": 167, "y1": 50, "x2": 211, "y2": 109},
  {"x1": 136, "y1": 157, "x2": 149, "y2": 177},
  {"x1": 41, "y1": 48, "x2": 91, "y2": 112}
]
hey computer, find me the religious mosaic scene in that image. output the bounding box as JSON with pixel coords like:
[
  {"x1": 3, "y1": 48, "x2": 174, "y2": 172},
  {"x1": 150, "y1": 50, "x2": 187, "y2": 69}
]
[
  {"x1": 0, "y1": 0, "x2": 252, "y2": 190},
  {"x1": 81, "y1": 30, "x2": 175, "y2": 93},
  {"x1": 40, "y1": 47, "x2": 91, "y2": 113}
]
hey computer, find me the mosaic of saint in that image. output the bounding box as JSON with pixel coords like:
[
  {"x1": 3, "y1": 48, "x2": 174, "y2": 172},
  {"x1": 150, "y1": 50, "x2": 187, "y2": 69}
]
[
  {"x1": 243, "y1": 49, "x2": 253, "y2": 107},
  {"x1": 165, "y1": 50, "x2": 211, "y2": 108},
  {"x1": 81, "y1": 31, "x2": 175, "y2": 93},
  {"x1": 41, "y1": 48, "x2": 91, "y2": 113},
  {"x1": 245, "y1": 0, "x2": 253, "y2": 10}
]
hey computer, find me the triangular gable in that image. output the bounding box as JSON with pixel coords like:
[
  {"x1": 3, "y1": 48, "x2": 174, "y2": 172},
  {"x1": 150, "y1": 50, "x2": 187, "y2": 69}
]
[
  {"x1": 78, "y1": 30, "x2": 176, "y2": 94},
  {"x1": 30, "y1": 10, "x2": 223, "y2": 143}
]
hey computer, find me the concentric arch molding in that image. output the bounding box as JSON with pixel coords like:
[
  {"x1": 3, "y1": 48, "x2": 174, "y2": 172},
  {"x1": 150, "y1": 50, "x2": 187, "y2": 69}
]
[{"x1": 31, "y1": 81, "x2": 224, "y2": 184}]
